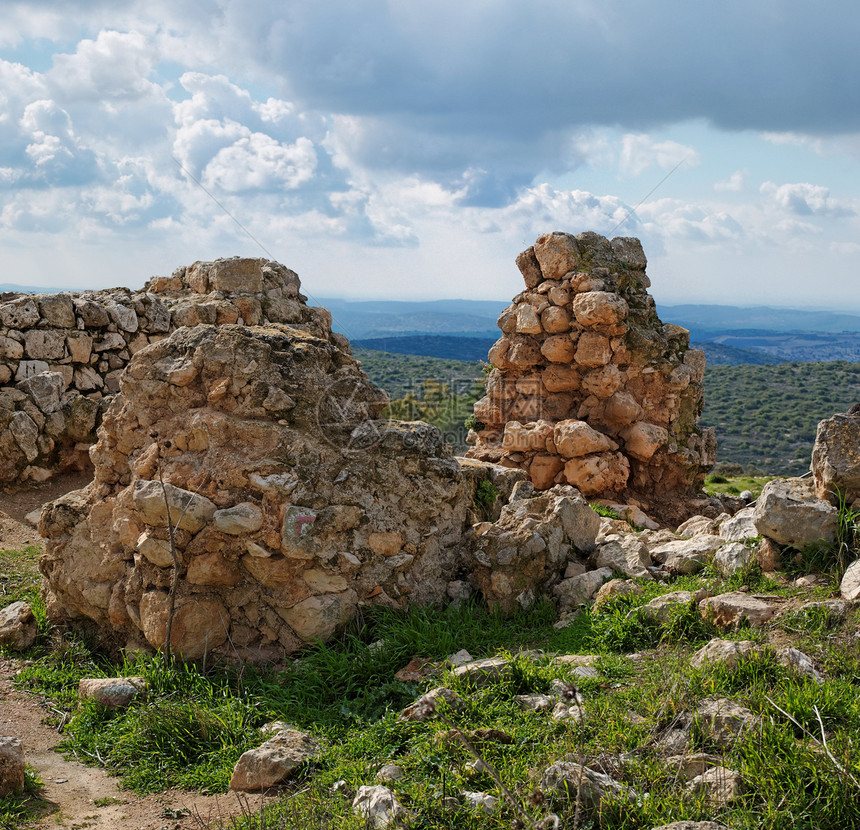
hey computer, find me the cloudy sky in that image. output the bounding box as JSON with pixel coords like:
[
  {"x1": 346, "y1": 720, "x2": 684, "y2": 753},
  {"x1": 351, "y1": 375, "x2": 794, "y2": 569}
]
[{"x1": 2, "y1": 1, "x2": 860, "y2": 312}]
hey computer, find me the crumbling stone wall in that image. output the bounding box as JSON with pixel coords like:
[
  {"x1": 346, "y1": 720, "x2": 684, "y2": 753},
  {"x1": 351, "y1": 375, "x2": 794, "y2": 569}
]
[
  {"x1": 0, "y1": 259, "x2": 339, "y2": 484},
  {"x1": 466, "y1": 232, "x2": 716, "y2": 516}
]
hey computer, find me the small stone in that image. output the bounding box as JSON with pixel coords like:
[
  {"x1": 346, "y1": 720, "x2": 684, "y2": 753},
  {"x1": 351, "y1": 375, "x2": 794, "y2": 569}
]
[
  {"x1": 229, "y1": 728, "x2": 320, "y2": 791},
  {"x1": 213, "y1": 502, "x2": 264, "y2": 535},
  {"x1": 712, "y1": 542, "x2": 754, "y2": 576},
  {"x1": 593, "y1": 578, "x2": 645, "y2": 611},
  {"x1": 452, "y1": 657, "x2": 511, "y2": 687},
  {"x1": 0, "y1": 602, "x2": 38, "y2": 650},
  {"x1": 699, "y1": 592, "x2": 777, "y2": 628},
  {"x1": 461, "y1": 790, "x2": 499, "y2": 814},
  {"x1": 690, "y1": 639, "x2": 759, "y2": 670},
  {"x1": 516, "y1": 693, "x2": 554, "y2": 712},
  {"x1": 78, "y1": 677, "x2": 147, "y2": 708},
  {"x1": 777, "y1": 646, "x2": 823, "y2": 683},
  {"x1": 352, "y1": 785, "x2": 410, "y2": 829},
  {"x1": 695, "y1": 698, "x2": 757, "y2": 747},
  {"x1": 376, "y1": 764, "x2": 404, "y2": 782},
  {"x1": 841, "y1": 559, "x2": 860, "y2": 601},
  {"x1": 541, "y1": 761, "x2": 637, "y2": 810},
  {"x1": 687, "y1": 765, "x2": 744, "y2": 805},
  {"x1": 446, "y1": 649, "x2": 473, "y2": 667},
  {"x1": 399, "y1": 687, "x2": 466, "y2": 722}
]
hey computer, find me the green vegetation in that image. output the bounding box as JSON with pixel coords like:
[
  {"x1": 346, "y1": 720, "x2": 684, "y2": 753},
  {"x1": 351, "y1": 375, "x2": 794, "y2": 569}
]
[
  {"x1": 701, "y1": 361, "x2": 860, "y2": 475},
  {"x1": 356, "y1": 348, "x2": 860, "y2": 476},
  {"x1": 0, "y1": 767, "x2": 44, "y2": 829},
  {"x1": 703, "y1": 475, "x2": 771, "y2": 499},
  {"x1": 4, "y1": 534, "x2": 858, "y2": 830},
  {"x1": 473, "y1": 480, "x2": 499, "y2": 519}
]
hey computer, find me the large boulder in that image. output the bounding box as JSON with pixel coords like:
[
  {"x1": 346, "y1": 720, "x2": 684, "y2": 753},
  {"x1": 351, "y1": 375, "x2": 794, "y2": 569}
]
[
  {"x1": 754, "y1": 477, "x2": 838, "y2": 549},
  {"x1": 811, "y1": 412, "x2": 860, "y2": 504}
]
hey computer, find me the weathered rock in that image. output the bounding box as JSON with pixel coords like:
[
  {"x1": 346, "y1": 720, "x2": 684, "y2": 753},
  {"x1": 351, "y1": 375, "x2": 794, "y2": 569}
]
[
  {"x1": 465, "y1": 486, "x2": 599, "y2": 612},
  {"x1": 637, "y1": 589, "x2": 708, "y2": 623},
  {"x1": 811, "y1": 412, "x2": 860, "y2": 504},
  {"x1": 594, "y1": 535, "x2": 652, "y2": 578},
  {"x1": 695, "y1": 698, "x2": 757, "y2": 747},
  {"x1": 663, "y1": 753, "x2": 723, "y2": 782},
  {"x1": 461, "y1": 790, "x2": 499, "y2": 814},
  {"x1": 593, "y1": 578, "x2": 645, "y2": 610},
  {"x1": 352, "y1": 785, "x2": 410, "y2": 829},
  {"x1": 719, "y1": 506, "x2": 758, "y2": 542},
  {"x1": 651, "y1": 534, "x2": 724, "y2": 575},
  {"x1": 841, "y1": 559, "x2": 860, "y2": 601},
  {"x1": 699, "y1": 592, "x2": 777, "y2": 628},
  {"x1": 0, "y1": 737, "x2": 26, "y2": 797},
  {"x1": 452, "y1": 657, "x2": 511, "y2": 688},
  {"x1": 777, "y1": 646, "x2": 823, "y2": 683},
  {"x1": 467, "y1": 232, "x2": 715, "y2": 519},
  {"x1": 0, "y1": 601, "x2": 38, "y2": 650},
  {"x1": 554, "y1": 567, "x2": 613, "y2": 611},
  {"x1": 229, "y1": 727, "x2": 320, "y2": 791},
  {"x1": 757, "y1": 536, "x2": 782, "y2": 571},
  {"x1": 754, "y1": 477, "x2": 838, "y2": 549},
  {"x1": 712, "y1": 542, "x2": 754, "y2": 576},
  {"x1": 516, "y1": 693, "x2": 555, "y2": 712},
  {"x1": 687, "y1": 766, "x2": 744, "y2": 805},
  {"x1": 541, "y1": 761, "x2": 638, "y2": 810},
  {"x1": 78, "y1": 677, "x2": 147, "y2": 708},
  {"x1": 376, "y1": 764, "x2": 404, "y2": 782},
  {"x1": 690, "y1": 638, "x2": 758, "y2": 670}
]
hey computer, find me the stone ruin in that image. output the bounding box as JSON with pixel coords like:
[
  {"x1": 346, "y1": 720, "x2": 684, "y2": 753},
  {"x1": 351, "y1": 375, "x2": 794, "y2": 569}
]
[
  {"x1": 466, "y1": 231, "x2": 716, "y2": 521},
  {"x1": 33, "y1": 233, "x2": 728, "y2": 662},
  {"x1": 0, "y1": 258, "x2": 350, "y2": 485}
]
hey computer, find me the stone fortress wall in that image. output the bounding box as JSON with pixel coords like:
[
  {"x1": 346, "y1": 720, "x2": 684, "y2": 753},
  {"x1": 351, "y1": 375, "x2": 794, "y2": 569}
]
[
  {"x1": 0, "y1": 258, "x2": 341, "y2": 485},
  {"x1": 466, "y1": 231, "x2": 717, "y2": 516}
]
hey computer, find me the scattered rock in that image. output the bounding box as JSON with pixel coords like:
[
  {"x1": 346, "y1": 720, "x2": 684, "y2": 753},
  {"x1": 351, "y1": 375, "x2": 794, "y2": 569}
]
[
  {"x1": 811, "y1": 412, "x2": 860, "y2": 503},
  {"x1": 695, "y1": 698, "x2": 757, "y2": 747},
  {"x1": 398, "y1": 687, "x2": 466, "y2": 722},
  {"x1": 461, "y1": 790, "x2": 499, "y2": 814},
  {"x1": 687, "y1": 765, "x2": 744, "y2": 805},
  {"x1": 664, "y1": 753, "x2": 722, "y2": 782},
  {"x1": 689, "y1": 639, "x2": 759, "y2": 670},
  {"x1": 352, "y1": 785, "x2": 410, "y2": 829},
  {"x1": 229, "y1": 727, "x2": 320, "y2": 791},
  {"x1": 699, "y1": 592, "x2": 778, "y2": 628},
  {"x1": 654, "y1": 728, "x2": 689, "y2": 756},
  {"x1": 756, "y1": 536, "x2": 782, "y2": 571},
  {"x1": 516, "y1": 693, "x2": 555, "y2": 712},
  {"x1": 0, "y1": 736, "x2": 25, "y2": 797},
  {"x1": 541, "y1": 761, "x2": 638, "y2": 810},
  {"x1": 451, "y1": 657, "x2": 511, "y2": 688},
  {"x1": 446, "y1": 649, "x2": 474, "y2": 667},
  {"x1": 712, "y1": 542, "x2": 754, "y2": 576},
  {"x1": 394, "y1": 657, "x2": 434, "y2": 683},
  {"x1": 593, "y1": 578, "x2": 645, "y2": 611},
  {"x1": 78, "y1": 677, "x2": 147, "y2": 708},
  {"x1": 777, "y1": 646, "x2": 823, "y2": 683},
  {"x1": 376, "y1": 764, "x2": 404, "y2": 782},
  {"x1": 754, "y1": 477, "x2": 838, "y2": 550},
  {"x1": 594, "y1": 535, "x2": 653, "y2": 578},
  {"x1": 676, "y1": 515, "x2": 718, "y2": 537},
  {"x1": 637, "y1": 590, "x2": 709, "y2": 623},
  {"x1": 0, "y1": 601, "x2": 38, "y2": 650},
  {"x1": 554, "y1": 567, "x2": 612, "y2": 610},
  {"x1": 719, "y1": 506, "x2": 758, "y2": 542},
  {"x1": 650, "y1": 535, "x2": 724, "y2": 575},
  {"x1": 841, "y1": 560, "x2": 860, "y2": 601}
]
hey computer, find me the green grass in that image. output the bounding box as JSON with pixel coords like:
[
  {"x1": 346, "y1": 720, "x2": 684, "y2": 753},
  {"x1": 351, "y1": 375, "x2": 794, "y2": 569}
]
[
  {"x1": 703, "y1": 475, "x2": 772, "y2": 499},
  {"x1": 5, "y1": 534, "x2": 860, "y2": 828},
  {"x1": 0, "y1": 766, "x2": 44, "y2": 829}
]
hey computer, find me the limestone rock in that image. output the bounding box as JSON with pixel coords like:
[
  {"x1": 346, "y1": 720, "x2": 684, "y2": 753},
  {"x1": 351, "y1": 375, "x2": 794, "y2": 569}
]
[
  {"x1": 841, "y1": 559, "x2": 860, "y2": 600},
  {"x1": 687, "y1": 766, "x2": 744, "y2": 805},
  {"x1": 452, "y1": 657, "x2": 511, "y2": 688},
  {"x1": 466, "y1": 232, "x2": 716, "y2": 519},
  {"x1": 690, "y1": 638, "x2": 758, "y2": 670},
  {"x1": 399, "y1": 687, "x2": 466, "y2": 722},
  {"x1": 541, "y1": 761, "x2": 638, "y2": 811},
  {"x1": 695, "y1": 698, "x2": 757, "y2": 747},
  {"x1": 229, "y1": 727, "x2": 320, "y2": 791},
  {"x1": 811, "y1": 412, "x2": 860, "y2": 503},
  {"x1": 554, "y1": 567, "x2": 612, "y2": 610},
  {"x1": 0, "y1": 601, "x2": 38, "y2": 650},
  {"x1": 637, "y1": 590, "x2": 708, "y2": 623},
  {"x1": 465, "y1": 486, "x2": 599, "y2": 612},
  {"x1": 719, "y1": 506, "x2": 758, "y2": 542},
  {"x1": 352, "y1": 785, "x2": 410, "y2": 829},
  {"x1": 461, "y1": 790, "x2": 499, "y2": 814},
  {"x1": 651, "y1": 534, "x2": 724, "y2": 575},
  {"x1": 777, "y1": 646, "x2": 823, "y2": 683},
  {"x1": 754, "y1": 477, "x2": 838, "y2": 549},
  {"x1": 78, "y1": 677, "x2": 147, "y2": 708},
  {"x1": 593, "y1": 578, "x2": 645, "y2": 611},
  {"x1": 594, "y1": 535, "x2": 652, "y2": 578},
  {"x1": 699, "y1": 592, "x2": 778, "y2": 628},
  {"x1": 0, "y1": 737, "x2": 26, "y2": 797},
  {"x1": 712, "y1": 541, "x2": 754, "y2": 576}
]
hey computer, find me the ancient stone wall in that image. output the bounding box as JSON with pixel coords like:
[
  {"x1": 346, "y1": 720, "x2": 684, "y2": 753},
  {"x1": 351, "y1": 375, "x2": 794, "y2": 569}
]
[
  {"x1": 466, "y1": 232, "x2": 716, "y2": 518},
  {"x1": 0, "y1": 259, "x2": 340, "y2": 484}
]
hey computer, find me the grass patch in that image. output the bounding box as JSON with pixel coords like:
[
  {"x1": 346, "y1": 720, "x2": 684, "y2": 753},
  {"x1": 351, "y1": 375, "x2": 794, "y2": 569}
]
[
  {"x1": 0, "y1": 766, "x2": 44, "y2": 829},
  {"x1": 703, "y1": 475, "x2": 772, "y2": 498}
]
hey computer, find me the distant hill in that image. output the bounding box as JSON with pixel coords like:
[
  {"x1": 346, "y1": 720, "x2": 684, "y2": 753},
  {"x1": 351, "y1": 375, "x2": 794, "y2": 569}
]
[
  {"x1": 660, "y1": 303, "x2": 860, "y2": 335},
  {"x1": 354, "y1": 335, "x2": 497, "y2": 361}
]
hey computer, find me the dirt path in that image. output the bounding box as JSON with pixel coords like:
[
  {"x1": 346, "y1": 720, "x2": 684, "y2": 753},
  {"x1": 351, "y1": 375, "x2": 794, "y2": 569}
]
[
  {"x1": 0, "y1": 473, "x2": 280, "y2": 829},
  {"x1": 1, "y1": 658, "x2": 275, "y2": 829}
]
